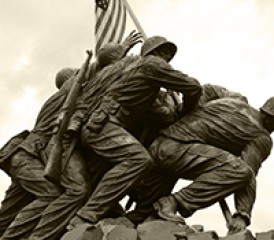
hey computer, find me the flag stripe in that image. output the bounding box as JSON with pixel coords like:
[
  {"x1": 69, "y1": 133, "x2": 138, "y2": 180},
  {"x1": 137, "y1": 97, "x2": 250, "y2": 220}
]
[
  {"x1": 111, "y1": 2, "x2": 126, "y2": 43},
  {"x1": 97, "y1": 0, "x2": 118, "y2": 46},
  {"x1": 96, "y1": 0, "x2": 120, "y2": 51},
  {"x1": 108, "y1": 1, "x2": 122, "y2": 42},
  {"x1": 117, "y1": 7, "x2": 126, "y2": 43},
  {"x1": 95, "y1": 0, "x2": 117, "y2": 53},
  {"x1": 95, "y1": 0, "x2": 115, "y2": 37},
  {"x1": 95, "y1": 0, "x2": 126, "y2": 54}
]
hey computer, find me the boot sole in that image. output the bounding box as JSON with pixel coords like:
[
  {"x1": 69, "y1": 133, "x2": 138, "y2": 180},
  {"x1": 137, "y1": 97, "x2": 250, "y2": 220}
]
[{"x1": 153, "y1": 201, "x2": 186, "y2": 224}]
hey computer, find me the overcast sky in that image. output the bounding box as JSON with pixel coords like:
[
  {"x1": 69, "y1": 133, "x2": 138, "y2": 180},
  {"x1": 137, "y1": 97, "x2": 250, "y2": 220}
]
[{"x1": 0, "y1": 0, "x2": 274, "y2": 236}]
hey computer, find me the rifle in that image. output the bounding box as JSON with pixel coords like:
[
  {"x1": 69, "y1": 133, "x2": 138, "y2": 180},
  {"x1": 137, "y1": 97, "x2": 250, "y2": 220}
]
[
  {"x1": 219, "y1": 199, "x2": 233, "y2": 229},
  {"x1": 44, "y1": 50, "x2": 93, "y2": 184}
]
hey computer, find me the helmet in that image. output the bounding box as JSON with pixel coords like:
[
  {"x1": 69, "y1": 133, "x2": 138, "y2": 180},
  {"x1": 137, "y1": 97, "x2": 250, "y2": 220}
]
[
  {"x1": 140, "y1": 36, "x2": 177, "y2": 60},
  {"x1": 97, "y1": 42, "x2": 126, "y2": 69},
  {"x1": 55, "y1": 68, "x2": 77, "y2": 89},
  {"x1": 260, "y1": 97, "x2": 274, "y2": 117}
]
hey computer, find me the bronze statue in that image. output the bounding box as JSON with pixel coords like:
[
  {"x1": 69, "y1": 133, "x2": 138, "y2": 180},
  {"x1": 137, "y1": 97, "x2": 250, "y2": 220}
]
[
  {"x1": 128, "y1": 95, "x2": 274, "y2": 235},
  {"x1": 0, "y1": 32, "x2": 142, "y2": 240},
  {"x1": 67, "y1": 35, "x2": 202, "y2": 230},
  {"x1": 0, "y1": 66, "x2": 91, "y2": 240}
]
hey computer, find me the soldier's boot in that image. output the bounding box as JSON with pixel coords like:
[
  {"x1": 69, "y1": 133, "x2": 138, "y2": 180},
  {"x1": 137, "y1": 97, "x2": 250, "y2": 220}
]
[{"x1": 153, "y1": 195, "x2": 185, "y2": 224}]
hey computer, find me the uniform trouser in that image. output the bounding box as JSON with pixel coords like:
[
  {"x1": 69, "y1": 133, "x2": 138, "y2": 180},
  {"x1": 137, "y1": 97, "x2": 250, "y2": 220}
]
[
  {"x1": 2, "y1": 147, "x2": 90, "y2": 240},
  {"x1": 0, "y1": 181, "x2": 35, "y2": 236},
  {"x1": 129, "y1": 137, "x2": 254, "y2": 223},
  {"x1": 77, "y1": 120, "x2": 154, "y2": 223},
  {"x1": 84, "y1": 151, "x2": 125, "y2": 218}
]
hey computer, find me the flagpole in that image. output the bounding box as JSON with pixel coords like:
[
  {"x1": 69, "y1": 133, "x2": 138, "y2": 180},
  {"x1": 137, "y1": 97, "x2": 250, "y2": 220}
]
[{"x1": 120, "y1": 0, "x2": 148, "y2": 40}]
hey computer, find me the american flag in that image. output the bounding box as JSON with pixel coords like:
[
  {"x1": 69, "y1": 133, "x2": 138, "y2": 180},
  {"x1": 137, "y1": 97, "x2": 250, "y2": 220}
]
[{"x1": 95, "y1": 0, "x2": 127, "y2": 54}]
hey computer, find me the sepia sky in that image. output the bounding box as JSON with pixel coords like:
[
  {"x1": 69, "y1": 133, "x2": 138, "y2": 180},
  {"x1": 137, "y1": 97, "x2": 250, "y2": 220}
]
[{"x1": 0, "y1": 0, "x2": 274, "y2": 236}]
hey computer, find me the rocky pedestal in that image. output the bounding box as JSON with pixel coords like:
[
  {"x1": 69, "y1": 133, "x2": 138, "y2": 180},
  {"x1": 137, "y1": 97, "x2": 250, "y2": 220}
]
[{"x1": 61, "y1": 218, "x2": 274, "y2": 240}]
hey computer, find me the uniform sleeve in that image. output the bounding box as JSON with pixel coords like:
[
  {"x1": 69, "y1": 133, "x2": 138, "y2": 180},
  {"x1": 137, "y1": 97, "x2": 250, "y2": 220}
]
[
  {"x1": 85, "y1": 61, "x2": 100, "y2": 81},
  {"x1": 241, "y1": 134, "x2": 273, "y2": 175},
  {"x1": 232, "y1": 134, "x2": 272, "y2": 226},
  {"x1": 198, "y1": 84, "x2": 248, "y2": 106},
  {"x1": 150, "y1": 90, "x2": 182, "y2": 127},
  {"x1": 148, "y1": 56, "x2": 202, "y2": 114}
]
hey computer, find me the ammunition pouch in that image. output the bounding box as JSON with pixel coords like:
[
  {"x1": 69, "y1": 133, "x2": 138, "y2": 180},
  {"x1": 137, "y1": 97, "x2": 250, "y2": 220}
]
[
  {"x1": 67, "y1": 111, "x2": 85, "y2": 136},
  {"x1": 104, "y1": 96, "x2": 133, "y2": 127},
  {"x1": 86, "y1": 96, "x2": 133, "y2": 132},
  {"x1": 115, "y1": 105, "x2": 130, "y2": 121},
  {"x1": 86, "y1": 109, "x2": 109, "y2": 133}
]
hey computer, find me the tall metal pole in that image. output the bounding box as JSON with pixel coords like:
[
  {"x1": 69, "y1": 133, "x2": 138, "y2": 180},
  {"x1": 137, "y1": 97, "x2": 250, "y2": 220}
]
[
  {"x1": 219, "y1": 199, "x2": 233, "y2": 230},
  {"x1": 120, "y1": 0, "x2": 148, "y2": 40}
]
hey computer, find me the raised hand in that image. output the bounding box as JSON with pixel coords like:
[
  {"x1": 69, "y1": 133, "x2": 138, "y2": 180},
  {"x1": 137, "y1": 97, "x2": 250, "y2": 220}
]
[{"x1": 121, "y1": 30, "x2": 143, "y2": 54}]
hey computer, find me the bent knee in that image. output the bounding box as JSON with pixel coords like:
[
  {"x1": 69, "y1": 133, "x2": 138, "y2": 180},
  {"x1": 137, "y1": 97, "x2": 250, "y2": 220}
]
[
  {"x1": 239, "y1": 163, "x2": 254, "y2": 183},
  {"x1": 130, "y1": 148, "x2": 155, "y2": 167},
  {"x1": 140, "y1": 152, "x2": 155, "y2": 170},
  {"x1": 66, "y1": 183, "x2": 90, "y2": 200}
]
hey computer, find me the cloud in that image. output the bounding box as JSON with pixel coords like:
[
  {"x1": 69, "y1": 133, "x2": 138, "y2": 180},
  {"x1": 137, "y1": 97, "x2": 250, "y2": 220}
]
[
  {"x1": 0, "y1": 0, "x2": 97, "y2": 141},
  {"x1": 138, "y1": 0, "x2": 274, "y2": 108},
  {"x1": 0, "y1": 0, "x2": 274, "y2": 235}
]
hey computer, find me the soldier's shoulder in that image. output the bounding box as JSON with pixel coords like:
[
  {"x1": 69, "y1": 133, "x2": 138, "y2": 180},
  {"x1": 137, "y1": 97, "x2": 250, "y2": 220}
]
[
  {"x1": 142, "y1": 55, "x2": 171, "y2": 71},
  {"x1": 0, "y1": 130, "x2": 30, "y2": 159}
]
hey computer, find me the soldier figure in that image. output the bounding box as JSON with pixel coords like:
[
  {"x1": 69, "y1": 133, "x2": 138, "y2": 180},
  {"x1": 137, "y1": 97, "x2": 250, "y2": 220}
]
[
  {"x1": 0, "y1": 32, "x2": 142, "y2": 240},
  {"x1": 129, "y1": 96, "x2": 274, "y2": 234},
  {"x1": 67, "y1": 35, "x2": 202, "y2": 230}
]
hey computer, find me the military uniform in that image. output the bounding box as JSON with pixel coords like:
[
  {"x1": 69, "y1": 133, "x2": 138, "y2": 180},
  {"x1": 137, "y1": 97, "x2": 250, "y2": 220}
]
[
  {"x1": 1, "y1": 78, "x2": 90, "y2": 240},
  {"x1": 72, "y1": 52, "x2": 202, "y2": 224},
  {"x1": 1, "y1": 39, "x2": 143, "y2": 239},
  {"x1": 0, "y1": 130, "x2": 34, "y2": 235},
  {"x1": 125, "y1": 83, "x2": 249, "y2": 222},
  {"x1": 130, "y1": 98, "x2": 272, "y2": 226}
]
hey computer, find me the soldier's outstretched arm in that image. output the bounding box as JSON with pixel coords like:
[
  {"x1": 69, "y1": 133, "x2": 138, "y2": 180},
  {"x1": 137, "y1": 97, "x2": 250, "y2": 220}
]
[{"x1": 121, "y1": 30, "x2": 143, "y2": 55}]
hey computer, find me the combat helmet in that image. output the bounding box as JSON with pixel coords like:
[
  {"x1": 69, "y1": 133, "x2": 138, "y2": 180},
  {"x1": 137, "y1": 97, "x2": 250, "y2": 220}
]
[
  {"x1": 97, "y1": 42, "x2": 126, "y2": 69},
  {"x1": 260, "y1": 96, "x2": 274, "y2": 117},
  {"x1": 140, "y1": 36, "x2": 177, "y2": 61},
  {"x1": 55, "y1": 67, "x2": 77, "y2": 89}
]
